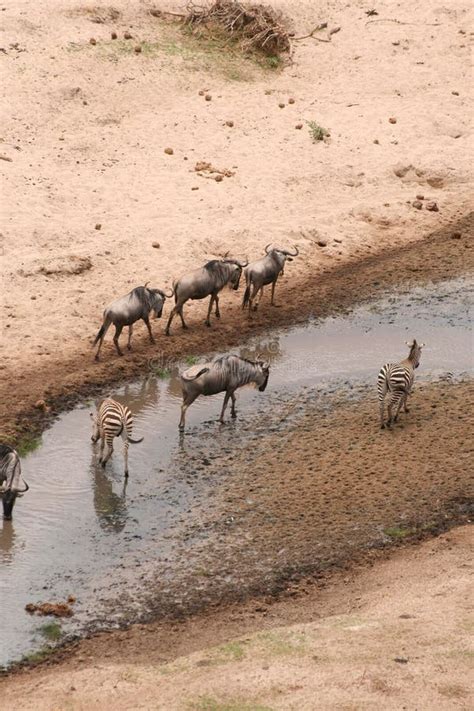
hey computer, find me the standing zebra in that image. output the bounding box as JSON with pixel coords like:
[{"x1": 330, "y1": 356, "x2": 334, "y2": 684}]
[
  {"x1": 377, "y1": 340, "x2": 425, "y2": 429},
  {"x1": 90, "y1": 398, "x2": 143, "y2": 477}
]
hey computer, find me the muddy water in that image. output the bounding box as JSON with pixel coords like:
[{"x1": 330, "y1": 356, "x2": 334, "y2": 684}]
[{"x1": 0, "y1": 277, "x2": 472, "y2": 667}]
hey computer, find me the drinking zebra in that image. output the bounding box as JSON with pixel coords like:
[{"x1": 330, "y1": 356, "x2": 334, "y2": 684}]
[
  {"x1": 377, "y1": 340, "x2": 424, "y2": 429},
  {"x1": 90, "y1": 398, "x2": 143, "y2": 477}
]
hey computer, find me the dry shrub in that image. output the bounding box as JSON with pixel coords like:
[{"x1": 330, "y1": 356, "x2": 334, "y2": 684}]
[{"x1": 183, "y1": 1, "x2": 291, "y2": 57}]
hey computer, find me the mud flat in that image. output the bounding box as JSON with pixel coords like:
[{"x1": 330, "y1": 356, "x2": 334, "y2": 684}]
[{"x1": 1, "y1": 275, "x2": 472, "y2": 668}]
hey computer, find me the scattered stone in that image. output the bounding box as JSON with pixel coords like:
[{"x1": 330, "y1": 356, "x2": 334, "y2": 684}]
[
  {"x1": 198, "y1": 90, "x2": 206, "y2": 96},
  {"x1": 205, "y1": 94, "x2": 212, "y2": 101},
  {"x1": 111, "y1": 31, "x2": 117, "y2": 40},
  {"x1": 278, "y1": 102, "x2": 285, "y2": 108},
  {"x1": 392, "y1": 40, "x2": 400, "y2": 46},
  {"x1": 373, "y1": 139, "x2": 379, "y2": 144},
  {"x1": 34, "y1": 399, "x2": 47, "y2": 411},
  {"x1": 389, "y1": 117, "x2": 397, "y2": 124},
  {"x1": 416, "y1": 193, "x2": 424, "y2": 200},
  {"x1": 412, "y1": 200, "x2": 422, "y2": 210},
  {"x1": 134, "y1": 45, "x2": 142, "y2": 53},
  {"x1": 31, "y1": 295, "x2": 36, "y2": 300},
  {"x1": 164, "y1": 147, "x2": 174, "y2": 155},
  {"x1": 288, "y1": 97, "x2": 295, "y2": 104},
  {"x1": 191, "y1": 186, "x2": 199, "y2": 191},
  {"x1": 89, "y1": 38, "x2": 97, "y2": 45},
  {"x1": 451, "y1": 231, "x2": 462, "y2": 239},
  {"x1": 214, "y1": 174, "x2": 224, "y2": 182},
  {"x1": 152, "y1": 242, "x2": 160, "y2": 249},
  {"x1": 317, "y1": 240, "x2": 327, "y2": 247},
  {"x1": 295, "y1": 123, "x2": 303, "y2": 130},
  {"x1": 95, "y1": 223, "x2": 102, "y2": 230},
  {"x1": 394, "y1": 657, "x2": 409, "y2": 664},
  {"x1": 124, "y1": 31, "x2": 132, "y2": 40},
  {"x1": 451, "y1": 90, "x2": 459, "y2": 96},
  {"x1": 225, "y1": 120, "x2": 234, "y2": 127},
  {"x1": 425, "y1": 201, "x2": 439, "y2": 212}
]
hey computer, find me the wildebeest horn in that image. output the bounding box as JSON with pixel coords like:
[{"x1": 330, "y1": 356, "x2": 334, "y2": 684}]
[
  {"x1": 264, "y1": 243, "x2": 272, "y2": 254},
  {"x1": 286, "y1": 245, "x2": 299, "y2": 257},
  {"x1": 143, "y1": 281, "x2": 150, "y2": 289},
  {"x1": 164, "y1": 288, "x2": 174, "y2": 298},
  {"x1": 18, "y1": 481, "x2": 29, "y2": 494},
  {"x1": 239, "y1": 258, "x2": 249, "y2": 267}
]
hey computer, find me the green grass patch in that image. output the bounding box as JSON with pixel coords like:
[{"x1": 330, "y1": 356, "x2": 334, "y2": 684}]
[
  {"x1": 307, "y1": 120, "x2": 330, "y2": 142},
  {"x1": 37, "y1": 622, "x2": 62, "y2": 642},
  {"x1": 15, "y1": 433, "x2": 42, "y2": 457},
  {"x1": 21, "y1": 646, "x2": 55, "y2": 664},
  {"x1": 257, "y1": 630, "x2": 309, "y2": 657},
  {"x1": 384, "y1": 525, "x2": 416, "y2": 540},
  {"x1": 189, "y1": 696, "x2": 274, "y2": 711}
]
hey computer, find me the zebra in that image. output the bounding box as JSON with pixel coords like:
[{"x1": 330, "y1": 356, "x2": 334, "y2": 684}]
[
  {"x1": 377, "y1": 340, "x2": 425, "y2": 429},
  {"x1": 90, "y1": 398, "x2": 143, "y2": 477}
]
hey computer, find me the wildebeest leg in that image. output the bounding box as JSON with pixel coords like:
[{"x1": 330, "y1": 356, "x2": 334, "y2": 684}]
[
  {"x1": 113, "y1": 325, "x2": 124, "y2": 356},
  {"x1": 214, "y1": 294, "x2": 220, "y2": 318},
  {"x1": 178, "y1": 306, "x2": 188, "y2": 330},
  {"x1": 205, "y1": 295, "x2": 215, "y2": 327},
  {"x1": 249, "y1": 284, "x2": 261, "y2": 313},
  {"x1": 143, "y1": 316, "x2": 155, "y2": 344},
  {"x1": 127, "y1": 325, "x2": 133, "y2": 351},
  {"x1": 270, "y1": 279, "x2": 280, "y2": 306},
  {"x1": 165, "y1": 308, "x2": 176, "y2": 336},
  {"x1": 220, "y1": 391, "x2": 231, "y2": 423},
  {"x1": 179, "y1": 392, "x2": 199, "y2": 430},
  {"x1": 230, "y1": 393, "x2": 237, "y2": 418}
]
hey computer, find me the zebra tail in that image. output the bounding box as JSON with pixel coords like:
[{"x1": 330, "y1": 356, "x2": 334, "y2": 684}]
[
  {"x1": 127, "y1": 435, "x2": 144, "y2": 444},
  {"x1": 242, "y1": 284, "x2": 251, "y2": 309}
]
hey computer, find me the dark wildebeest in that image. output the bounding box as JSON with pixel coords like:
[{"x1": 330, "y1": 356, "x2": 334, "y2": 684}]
[
  {"x1": 179, "y1": 354, "x2": 270, "y2": 429},
  {"x1": 165, "y1": 257, "x2": 248, "y2": 336},
  {"x1": 93, "y1": 284, "x2": 173, "y2": 360},
  {"x1": 377, "y1": 340, "x2": 425, "y2": 429},
  {"x1": 0, "y1": 444, "x2": 29, "y2": 520},
  {"x1": 242, "y1": 244, "x2": 299, "y2": 312}
]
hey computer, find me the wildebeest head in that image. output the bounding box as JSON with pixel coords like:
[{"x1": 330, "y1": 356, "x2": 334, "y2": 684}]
[
  {"x1": 255, "y1": 355, "x2": 270, "y2": 392},
  {"x1": 143, "y1": 284, "x2": 173, "y2": 319},
  {"x1": 265, "y1": 244, "x2": 299, "y2": 263},
  {"x1": 223, "y1": 258, "x2": 248, "y2": 291},
  {"x1": 2, "y1": 489, "x2": 17, "y2": 520}
]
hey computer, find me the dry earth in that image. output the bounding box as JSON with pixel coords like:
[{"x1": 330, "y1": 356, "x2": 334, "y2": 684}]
[{"x1": 1, "y1": 526, "x2": 472, "y2": 710}]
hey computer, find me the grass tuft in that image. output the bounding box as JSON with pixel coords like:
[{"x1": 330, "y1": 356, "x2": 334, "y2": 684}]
[
  {"x1": 37, "y1": 622, "x2": 63, "y2": 642},
  {"x1": 307, "y1": 120, "x2": 329, "y2": 142}
]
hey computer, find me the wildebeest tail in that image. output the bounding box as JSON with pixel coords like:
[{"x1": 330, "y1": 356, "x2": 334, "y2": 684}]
[
  {"x1": 182, "y1": 367, "x2": 210, "y2": 381},
  {"x1": 242, "y1": 284, "x2": 251, "y2": 309},
  {"x1": 93, "y1": 320, "x2": 110, "y2": 347}
]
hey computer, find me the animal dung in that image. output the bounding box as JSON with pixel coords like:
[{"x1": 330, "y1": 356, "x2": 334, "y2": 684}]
[
  {"x1": 164, "y1": 147, "x2": 174, "y2": 155},
  {"x1": 295, "y1": 123, "x2": 303, "y2": 130},
  {"x1": 416, "y1": 194, "x2": 424, "y2": 200},
  {"x1": 124, "y1": 31, "x2": 132, "y2": 40},
  {"x1": 278, "y1": 102, "x2": 285, "y2": 108},
  {"x1": 214, "y1": 174, "x2": 224, "y2": 182},
  {"x1": 225, "y1": 120, "x2": 234, "y2": 127},
  {"x1": 425, "y1": 201, "x2": 439, "y2": 212},
  {"x1": 89, "y1": 38, "x2": 97, "y2": 45},
  {"x1": 111, "y1": 31, "x2": 118, "y2": 40},
  {"x1": 134, "y1": 45, "x2": 142, "y2": 53},
  {"x1": 389, "y1": 117, "x2": 397, "y2": 124},
  {"x1": 205, "y1": 94, "x2": 212, "y2": 101},
  {"x1": 152, "y1": 241, "x2": 160, "y2": 249},
  {"x1": 288, "y1": 97, "x2": 295, "y2": 104},
  {"x1": 95, "y1": 223, "x2": 102, "y2": 230}
]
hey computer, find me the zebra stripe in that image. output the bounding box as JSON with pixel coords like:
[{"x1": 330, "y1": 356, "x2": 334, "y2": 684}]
[
  {"x1": 377, "y1": 341, "x2": 424, "y2": 429},
  {"x1": 91, "y1": 398, "x2": 143, "y2": 476}
]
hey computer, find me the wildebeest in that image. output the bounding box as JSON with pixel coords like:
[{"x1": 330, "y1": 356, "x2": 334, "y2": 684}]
[
  {"x1": 0, "y1": 444, "x2": 29, "y2": 520},
  {"x1": 93, "y1": 284, "x2": 173, "y2": 360},
  {"x1": 165, "y1": 257, "x2": 248, "y2": 336},
  {"x1": 242, "y1": 245, "x2": 299, "y2": 312},
  {"x1": 179, "y1": 354, "x2": 270, "y2": 429},
  {"x1": 377, "y1": 340, "x2": 425, "y2": 429},
  {"x1": 91, "y1": 398, "x2": 143, "y2": 477}
]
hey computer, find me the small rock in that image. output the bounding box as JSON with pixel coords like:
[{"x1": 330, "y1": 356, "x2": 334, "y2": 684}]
[
  {"x1": 152, "y1": 242, "x2": 160, "y2": 249},
  {"x1": 278, "y1": 102, "x2": 285, "y2": 108},
  {"x1": 317, "y1": 240, "x2": 327, "y2": 247},
  {"x1": 198, "y1": 90, "x2": 205, "y2": 96},
  {"x1": 451, "y1": 90, "x2": 459, "y2": 96},
  {"x1": 89, "y1": 38, "x2": 97, "y2": 45},
  {"x1": 191, "y1": 186, "x2": 199, "y2": 191},
  {"x1": 392, "y1": 40, "x2": 400, "y2": 46},
  {"x1": 412, "y1": 200, "x2": 422, "y2": 210},
  {"x1": 31, "y1": 295, "x2": 36, "y2": 300},
  {"x1": 164, "y1": 147, "x2": 174, "y2": 155},
  {"x1": 389, "y1": 117, "x2": 397, "y2": 124},
  {"x1": 111, "y1": 31, "x2": 117, "y2": 40},
  {"x1": 214, "y1": 174, "x2": 223, "y2": 182},
  {"x1": 295, "y1": 123, "x2": 303, "y2": 130},
  {"x1": 34, "y1": 399, "x2": 47, "y2": 410},
  {"x1": 225, "y1": 120, "x2": 234, "y2": 127},
  {"x1": 334, "y1": 238, "x2": 343, "y2": 243},
  {"x1": 124, "y1": 31, "x2": 132, "y2": 40},
  {"x1": 394, "y1": 657, "x2": 409, "y2": 664},
  {"x1": 288, "y1": 97, "x2": 295, "y2": 104},
  {"x1": 95, "y1": 223, "x2": 102, "y2": 230},
  {"x1": 373, "y1": 138, "x2": 379, "y2": 144},
  {"x1": 416, "y1": 193, "x2": 424, "y2": 200},
  {"x1": 134, "y1": 45, "x2": 142, "y2": 53},
  {"x1": 425, "y1": 201, "x2": 439, "y2": 212},
  {"x1": 451, "y1": 231, "x2": 461, "y2": 239},
  {"x1": 205, "y1": 94, "x2": 212, "y2": 101}
]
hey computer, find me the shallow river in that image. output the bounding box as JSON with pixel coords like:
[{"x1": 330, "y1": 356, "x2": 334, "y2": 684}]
[{"x1": 0, "y1": 277, "x2": 472, "y2": 667}]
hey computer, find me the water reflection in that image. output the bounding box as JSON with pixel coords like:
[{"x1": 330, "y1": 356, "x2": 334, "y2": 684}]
[
  {"x1": 91, "y1": 464, "x2": 128, "y2": 533},
  {"x1": 0, "y1": 521, "x2": 17, "y2": 563}
]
